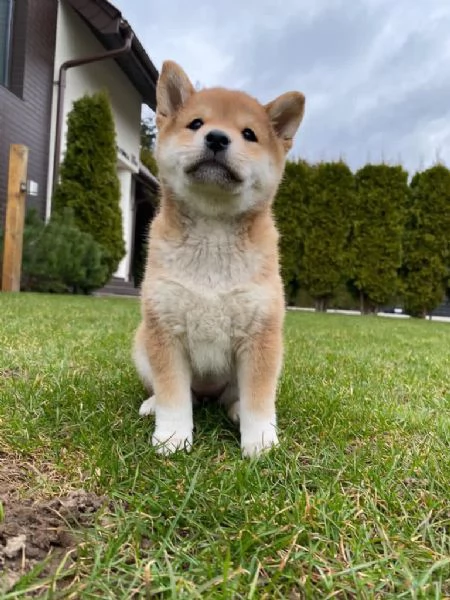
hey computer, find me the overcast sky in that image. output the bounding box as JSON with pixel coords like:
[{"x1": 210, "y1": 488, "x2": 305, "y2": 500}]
[{"x1": 112, "y1": 0, "x2": 450, "y2": 174}]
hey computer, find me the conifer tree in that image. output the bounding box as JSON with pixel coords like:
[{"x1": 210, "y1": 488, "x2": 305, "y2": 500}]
[
  {"x1": 401, "y1": 165, "x2": 450, "y2": 317},
  {"x1": 350, "y1": 164, "x2": 409, "y2": 313},
  {"x1": 140, "y1": 114, "x2": 158, "y2": 176},
  {"x1": 273, "y1": 160, "x2": 311, "y2": 304},
  {"x1": 300, "y1": 161, "x2": 355, "y2": 311},
  {"x1": 53, "y1": 91, "x2": 124, "y2": 279}
]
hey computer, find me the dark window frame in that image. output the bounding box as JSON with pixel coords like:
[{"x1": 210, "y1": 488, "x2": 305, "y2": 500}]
[
  {"x1": 0, "y1": 0, "x2": 14, "y2": 87},
  {"x1": 1, "y1": 0, "x2": 27, "y2": 98}
]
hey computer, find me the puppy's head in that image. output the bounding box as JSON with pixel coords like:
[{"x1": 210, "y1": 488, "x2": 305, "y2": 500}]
[{"x1": 155, "y1": 60, "x2": 305, "y2": 216}]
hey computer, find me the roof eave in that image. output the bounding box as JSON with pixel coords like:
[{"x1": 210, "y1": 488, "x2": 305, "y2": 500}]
[{"x1": 64, "y1": 0, "x2": 159, "y2": 109}]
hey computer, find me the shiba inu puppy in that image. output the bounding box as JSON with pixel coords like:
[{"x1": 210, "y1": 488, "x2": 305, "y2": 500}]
[{"x1": 133, "y1": 60, "x2": 305, "y2": 457}]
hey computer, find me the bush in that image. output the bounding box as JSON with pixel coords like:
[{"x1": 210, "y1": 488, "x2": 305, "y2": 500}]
[
  {"x1": 350, "y1": 164, "x2": 409, "y2": 313},
  {"x1": 300, "y1": 161, "x2": 355, "y2": 311},
  {"x1": 53, "y1": 90, "x2": 125, "y2": 280},
  {"x1": 140, "y1": 147, "x2": 158, "y2": 177},
  {"x1": 0, "y1": 209, "x2": 108, "y2": 294},
  {"x1": 273, "y1": 160, "x2": 311, "y2": 304},
  {"x1": 401, "y1": 165, "x2": 450, "y2": 317},
  {"x1": 140, "y1": 115, "x2": 158, "y2": 176}
]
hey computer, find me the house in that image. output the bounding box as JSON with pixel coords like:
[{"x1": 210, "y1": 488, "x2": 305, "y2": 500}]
[{"x1": 0, "y1": 0, "x2": 159, "y2": 290}]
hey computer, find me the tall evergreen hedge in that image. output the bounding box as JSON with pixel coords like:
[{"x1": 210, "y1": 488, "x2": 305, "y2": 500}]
[
  {"x1": 350, "y1": 165, "x2": 409, "y2": 313},
  {"x1": 273, "y1": 159, "x2": 448, "y2": 314},
  {"x1": 53, "y1": 91, "x2": 124, "y2": 281},
  {"x1": 273, "y1": 160, "x2": 311, "y2": 304},
  {"x1": 401, "y1": 165, "x2": 450, "y2": 317},
  {"x1": 300, "y1": 161, "x2": 355, "y2": 311}
]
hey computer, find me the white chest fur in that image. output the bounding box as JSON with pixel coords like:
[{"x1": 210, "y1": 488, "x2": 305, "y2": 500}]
[{"x1": 148, "y1": 218, "x2": 271, "y2": 378}]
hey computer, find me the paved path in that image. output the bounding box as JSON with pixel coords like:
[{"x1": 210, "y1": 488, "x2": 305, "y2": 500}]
[{"x1": 288, "y1": 306, "x2": 450, "y2": 323}]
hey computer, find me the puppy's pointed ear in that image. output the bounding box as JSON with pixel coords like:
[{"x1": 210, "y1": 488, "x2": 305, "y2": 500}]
[
  {"x1": 156, "y1": 60, "x2": 195, "y2": 122},
  {"x1": 265, "y1": 91, "x2": 305, "y2": 152}
]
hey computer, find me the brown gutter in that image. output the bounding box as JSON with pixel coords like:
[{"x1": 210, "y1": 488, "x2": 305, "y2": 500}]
[{"x1": 52, "y1": 26, "x2": 134, "y2": 196}]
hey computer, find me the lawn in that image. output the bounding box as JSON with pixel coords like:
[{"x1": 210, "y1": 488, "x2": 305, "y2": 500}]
[{"x1": 0, "y1": 293, "x2": 449, "y2": 599}]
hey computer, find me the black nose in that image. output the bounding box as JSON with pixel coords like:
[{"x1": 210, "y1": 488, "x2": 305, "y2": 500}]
[{"x1": 205, "y1": 129, "x2": 230, "y2": 153}]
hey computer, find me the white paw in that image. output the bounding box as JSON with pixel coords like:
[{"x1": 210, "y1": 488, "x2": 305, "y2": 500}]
[
  {"x1": 241, "y1": 424, "x2": 279, "y2": 458},
  {"x1": 152, "y1": 428, "x2": 193, "y2": 455},
  {"x1": 227, "y1": 401, "x2": 240, "y2": 425},
  {"x1": 139, "y1": 395, "x2": 156, "y2": 416}
]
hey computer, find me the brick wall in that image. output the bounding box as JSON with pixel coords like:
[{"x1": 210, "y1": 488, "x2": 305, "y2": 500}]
[{"x1": 0, "y1": 0, "x2": 58, "y2": 228}]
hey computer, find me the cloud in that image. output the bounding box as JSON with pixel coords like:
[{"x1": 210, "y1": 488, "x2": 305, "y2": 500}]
[{"x1": 112, "y1": 0, "x2": 450, "y2": 173}]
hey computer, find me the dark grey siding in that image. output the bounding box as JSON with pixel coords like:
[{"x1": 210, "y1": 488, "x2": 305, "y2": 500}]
[{"x1": 0, "y1": 0, "x2": 58, "y2": 227}]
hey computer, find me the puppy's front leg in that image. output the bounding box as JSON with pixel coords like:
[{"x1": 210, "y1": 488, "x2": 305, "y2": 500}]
[
  {"x1": 237, "y1": 323, "x2": 282, "y2": 458},
  {"x1": 143, "y1": 320, "x2": 193, "y2": 455}
]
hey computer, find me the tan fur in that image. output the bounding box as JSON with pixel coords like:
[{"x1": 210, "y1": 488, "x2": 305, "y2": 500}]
[{"x1": 133, "y1": 60, "x2": 305, "y2": 456}]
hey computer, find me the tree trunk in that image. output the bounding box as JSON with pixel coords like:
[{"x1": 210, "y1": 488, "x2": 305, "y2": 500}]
[
  {"x1": 360, "y1": 292, "x2": 378, "y2": 315},
  {"x1": 314, "y1": 297, "x2": 328, "y2": 312}
]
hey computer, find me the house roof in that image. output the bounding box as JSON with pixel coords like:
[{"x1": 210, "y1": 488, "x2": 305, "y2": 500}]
[{"x1": 65, "y1": 0, "x2": 159, "y2": 109}]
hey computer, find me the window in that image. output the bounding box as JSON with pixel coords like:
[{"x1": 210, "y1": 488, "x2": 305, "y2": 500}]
[{"x1": 0, "y1": 0, "x2": 14, "y2": 87}]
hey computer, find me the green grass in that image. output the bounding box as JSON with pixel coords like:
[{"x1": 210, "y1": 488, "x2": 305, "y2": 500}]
[{"x1": 1, "y1": 293, "x2": 449, "y2": 599}]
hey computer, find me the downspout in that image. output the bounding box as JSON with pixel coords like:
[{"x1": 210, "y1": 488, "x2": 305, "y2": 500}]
[{"x1": 52, "y1": 25, "x2": 134, "y2": 197}]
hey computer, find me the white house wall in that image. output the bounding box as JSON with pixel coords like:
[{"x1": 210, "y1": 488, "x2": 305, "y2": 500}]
[{"x1": 46, "y1": 0, "x2": 143, "y2": 280}]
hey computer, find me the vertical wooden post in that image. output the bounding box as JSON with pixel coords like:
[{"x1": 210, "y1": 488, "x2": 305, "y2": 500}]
[{"x1": 1, "y1": 144, "x2": 29, "y2": 292}]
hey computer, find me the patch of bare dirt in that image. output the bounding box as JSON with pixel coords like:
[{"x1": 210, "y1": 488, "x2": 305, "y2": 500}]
[
  {"x1": 0, "y1": 454, "x2": 107, "y2": 595},
  {"x1": 0, "y1": 367, "x2": 22, "y2": 379}
]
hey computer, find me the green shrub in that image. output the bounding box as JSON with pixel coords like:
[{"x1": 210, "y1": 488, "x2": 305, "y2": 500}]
[
  {"x1": 140, "y1": 115, "x2": 158, "y2": 176},
  {"x1": 350, "y1": 164, "x2": 409, "y2": 313},
  {"x1": 53, "y1": 90, "x2": 125, "y2": 280},
  {"x1": 0, "y1": 209, "x2": 108, "y2": 294},
  {"x1": 401, "y1": 165, "x2": 450, "y2": 317},
  {"x1": 274, "y1": 160, "x2": 312, "y2": 304},
  {"x1": 140, "y1": 147, "x2": 158, "y2": 177},
  {"x1": 300, "y1": 161, "x2": 355, "y2": 311}
]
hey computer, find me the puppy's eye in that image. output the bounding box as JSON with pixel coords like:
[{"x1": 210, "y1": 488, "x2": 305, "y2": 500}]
[
  {"x1": 187, "y1": 118, "x2": 204, "y2": 131},
  {"x1": 242, "y1": 128, "x2": 258, "y2": 142}
]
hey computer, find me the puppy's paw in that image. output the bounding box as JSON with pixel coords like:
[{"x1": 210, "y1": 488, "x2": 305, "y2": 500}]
[
  {"x1": 241, "y1": 424, "x2": 279, "y2": 458},
  {"x1": 139, "y1": 395, "x2": 156, "y2": 416},
  {"x1": 227, "y1": 401, "x2": 240, "y2": 425},
  {"x1": 152, "y1": 428, "x2": 193, "y2": 455}
]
